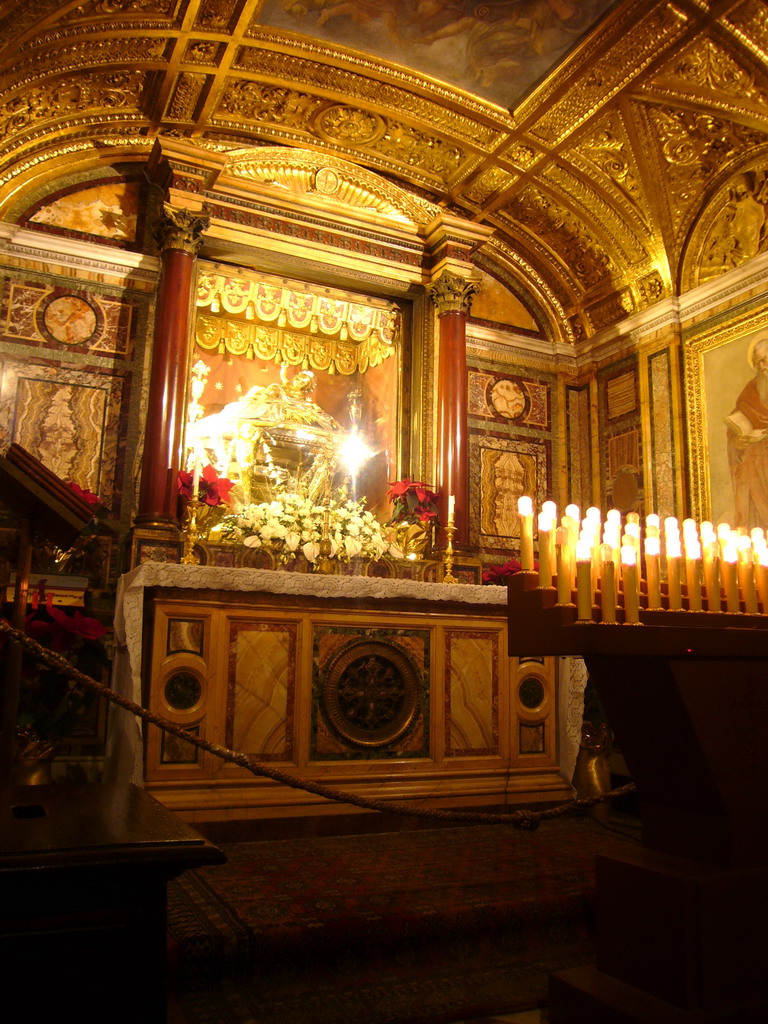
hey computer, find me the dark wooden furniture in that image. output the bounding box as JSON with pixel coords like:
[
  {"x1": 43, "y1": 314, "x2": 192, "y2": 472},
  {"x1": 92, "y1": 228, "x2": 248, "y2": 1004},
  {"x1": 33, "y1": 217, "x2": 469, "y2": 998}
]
[
  {"x1": 507, "y1": 570, "x2": 768, "y2": 1024},
  {"x1": 0, "y1": 783, "x2": 225, "y2": 1023}
]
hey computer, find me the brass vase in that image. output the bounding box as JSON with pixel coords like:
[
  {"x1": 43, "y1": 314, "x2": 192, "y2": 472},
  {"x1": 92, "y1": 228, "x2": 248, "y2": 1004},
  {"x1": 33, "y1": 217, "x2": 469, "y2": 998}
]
[{"x1": 394, "y1": 520, "x2": 432, "y2": 560}]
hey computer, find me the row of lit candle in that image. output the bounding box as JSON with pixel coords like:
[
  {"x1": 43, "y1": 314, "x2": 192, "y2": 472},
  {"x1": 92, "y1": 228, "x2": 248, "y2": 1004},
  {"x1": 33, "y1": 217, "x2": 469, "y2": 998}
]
[{"x1": 516, "y1": 496, "x2": 768, "y2": 622}]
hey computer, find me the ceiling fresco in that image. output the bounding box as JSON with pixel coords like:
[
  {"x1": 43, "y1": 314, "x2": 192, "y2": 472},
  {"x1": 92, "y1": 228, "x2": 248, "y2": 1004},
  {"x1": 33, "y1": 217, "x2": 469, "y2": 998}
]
[
  {"x1": 1, "y1": 0, "x2": 768, "y2": 343},
  {"x1": 258, "y1": 0, "x2": 618, "y2": 108}
]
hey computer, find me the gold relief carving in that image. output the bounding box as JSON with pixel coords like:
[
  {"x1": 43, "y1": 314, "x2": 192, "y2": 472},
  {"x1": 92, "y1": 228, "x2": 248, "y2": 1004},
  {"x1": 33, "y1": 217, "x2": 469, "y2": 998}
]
[
  {"x1": 0, "y1": 70, "x2": 143, "y2": 142},
  {"x1": 218, "y1": 79, "x2": 324, "y2": 130},
  {"x1": 428, "y1": 271, "x2": 478, "y2": 316},
  {"x1": 544, "y1": 163, "x2": 647, "y2": 265},
  {"x1": 654, "y1": 35, "x2": 767, "y2": 103},
  {"x1": 463, "y1": 166, "x2": 516, "y2": 206},
  {"x1": 374, "y1": 123, "x2": 463, "y2": 180},
  {"x1": 696, "y1": 167, "x2": 768, "y2": 283},
  {"x1": 14, "y1": 37, "x2": 167, "y2": 82},
  {"x1": 183, "y1": 39, "x2": 221, "y2": 65},
  {"x1": 153, "y1": 203, "x2": 209, "y2": 253},
  {"x1": 585, "y1": 289, "x2": 634, "y2": 331},
  {"x1": 484, "y1": 235, "x2": 574, "y2": 341},
  {"x1": 233, "y1": 46, "x2": 499, "y2": 147},
  {"x1": 638, "y1": 270, "x2": 665, "y2": 306},
  {"x1": 223, "y1": 147, "x2": 437, "y2": 224},
  {"x1": 64, "y1": 1, "x2": 175, "y2": 17},
  {"x1": 649, "y1": 106, "x2": 768, "y2": 236},
  {"x1": 573, "y1": 113, "x2": 651, "y2": 228},
  {"x1": 507, "y1": 144, "x2": 540, "y2": 169},
  {"x1": 569, "y1": 315, "x2": 586, "y2": 343},
  {"x1": 726, "y1": 0, "x2": 768, "y2": 60},
  {"x1": 166, "y1": 72, "x2": 206, "y2": 120},
  {"x1": 505, "y1": 186, "x2": 612, "y2": 289},
  {"x1": 529, "y1": 4, "x2": 686, "y2": 145},
  {"x1": 315, "y1": 104, "x2": 385, "y2": 146},
  {"x1": 193, "y1": 0, "x2": 236, "y2": 32}
]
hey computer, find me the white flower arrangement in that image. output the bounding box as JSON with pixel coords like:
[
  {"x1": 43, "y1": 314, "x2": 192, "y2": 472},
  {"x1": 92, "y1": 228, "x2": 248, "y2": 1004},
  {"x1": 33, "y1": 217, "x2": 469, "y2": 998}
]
[{"x1": 218, "y1": 492, "x2": 391, "y2": 566}]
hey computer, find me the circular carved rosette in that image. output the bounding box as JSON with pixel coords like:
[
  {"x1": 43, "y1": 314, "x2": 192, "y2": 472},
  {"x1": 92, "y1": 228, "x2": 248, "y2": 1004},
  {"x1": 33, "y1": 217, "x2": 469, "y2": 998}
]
[{"x1": 321, "y1": 639, "x2": 421, "y2": 748}]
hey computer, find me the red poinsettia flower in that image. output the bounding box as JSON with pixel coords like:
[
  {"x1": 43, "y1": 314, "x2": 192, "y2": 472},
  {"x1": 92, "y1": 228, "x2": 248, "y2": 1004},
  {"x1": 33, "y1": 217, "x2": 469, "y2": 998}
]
[
  {"x1": 386, "y1": 478, "x2": 439, "y2": 525},
  {"x1": 67, "y1": 482, "x2": 100, "y2": 508},
  {"x1": 25, "y1": 597, "x2": 109, "y2": 653},
  {"x1": 482, "y1": 559, "x2": 525, "y2": 585},
  {"x1": 200, "y1": 464, "x2": 235, "y2": 506},
  {"x1": 178, "y1": 465, "x2": 234, "y2": 506}
]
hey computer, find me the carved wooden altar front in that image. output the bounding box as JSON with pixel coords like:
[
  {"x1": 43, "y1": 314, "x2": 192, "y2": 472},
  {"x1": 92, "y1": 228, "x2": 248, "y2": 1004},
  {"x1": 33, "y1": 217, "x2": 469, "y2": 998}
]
[{"x1": 115, "y1": 564, "x2": 566, "y2": 823}]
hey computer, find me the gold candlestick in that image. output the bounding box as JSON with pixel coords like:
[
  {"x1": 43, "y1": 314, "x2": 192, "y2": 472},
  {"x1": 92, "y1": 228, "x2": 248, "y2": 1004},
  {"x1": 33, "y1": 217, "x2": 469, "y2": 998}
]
[
  {"x1": 181, "y1": 497, "x2": 201, "y2": 565},
  {"x1": 316, "y1": 502, "x2": 334, "y2": 574},
  {"x1": 443, "y1": 515, "x2": 458, "y2": 583}
]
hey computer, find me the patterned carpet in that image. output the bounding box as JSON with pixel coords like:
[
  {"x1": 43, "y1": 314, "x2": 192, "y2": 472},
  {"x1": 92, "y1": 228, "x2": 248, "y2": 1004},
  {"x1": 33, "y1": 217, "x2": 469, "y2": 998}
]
[{"x1": 167, "y1": 814, "x2": 639, "y2": 1024}]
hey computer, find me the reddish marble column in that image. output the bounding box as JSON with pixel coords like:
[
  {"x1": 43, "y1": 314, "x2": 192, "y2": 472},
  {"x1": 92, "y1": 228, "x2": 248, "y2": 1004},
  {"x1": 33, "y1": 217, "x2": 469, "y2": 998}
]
[
  {"x1": 429, "y1": 271, "x2": 478, "y2": 548},
  {"x1": 136, "y1": 205, "x2": 208, "y2": 525}
]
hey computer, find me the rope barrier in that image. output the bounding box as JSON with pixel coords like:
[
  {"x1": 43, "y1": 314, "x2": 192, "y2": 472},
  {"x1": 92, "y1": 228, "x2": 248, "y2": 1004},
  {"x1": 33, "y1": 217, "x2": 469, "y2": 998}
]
[{"x1": 1, "y1": 618, "x2": 635, "y2": 831}]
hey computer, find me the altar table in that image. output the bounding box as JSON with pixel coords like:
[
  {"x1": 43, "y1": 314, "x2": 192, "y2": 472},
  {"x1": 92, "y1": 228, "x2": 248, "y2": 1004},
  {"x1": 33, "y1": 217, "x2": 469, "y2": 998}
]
[{"x1": 112, "y1": 564, "x2": 568, "y2": 823}]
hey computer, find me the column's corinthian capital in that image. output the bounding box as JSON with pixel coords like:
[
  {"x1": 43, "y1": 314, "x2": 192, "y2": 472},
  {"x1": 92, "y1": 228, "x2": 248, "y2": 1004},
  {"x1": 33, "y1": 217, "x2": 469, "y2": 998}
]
[
  {"x1": 427, "y1": 270, "x2": 479, "y2": 316},
  {"x1": 153, "y1": 203, "x2": 210, "y2": 254}
]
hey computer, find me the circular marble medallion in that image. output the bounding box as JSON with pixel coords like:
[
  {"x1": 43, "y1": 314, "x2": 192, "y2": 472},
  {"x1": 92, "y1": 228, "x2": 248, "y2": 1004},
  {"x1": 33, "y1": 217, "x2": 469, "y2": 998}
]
[
  {"x1": 43, "y1": 295, "x2": 98, "y2": 345},
  {"x1": 321, "y1": 639, "x2": 420, "y2": 748}
]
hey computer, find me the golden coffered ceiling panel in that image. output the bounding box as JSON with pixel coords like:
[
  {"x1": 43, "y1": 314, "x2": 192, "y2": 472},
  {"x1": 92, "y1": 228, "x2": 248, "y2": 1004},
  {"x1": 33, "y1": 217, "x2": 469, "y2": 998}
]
[{"x1": 1, "y1": 0, "x2": 767, "y2": 340}]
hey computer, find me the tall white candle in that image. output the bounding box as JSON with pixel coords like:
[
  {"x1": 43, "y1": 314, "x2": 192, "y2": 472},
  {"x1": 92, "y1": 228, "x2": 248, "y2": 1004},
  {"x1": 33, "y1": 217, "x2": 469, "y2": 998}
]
[
  {"x1": 722, "y1": 542, "x2": 740, "y2": 612},
  {"x1": 621, "y1": 545, "x2": 640, "y2": 623},
  {"x1": 556, "y1": 527, "x2": 572, "y2": 604},
  {"x1": 518, "y1": 495, "x2": 534, "y2": 571},
  {"x1": 644, "y1": 535, "x2": 661, "y2": 609},
  {"x1": 538, "y1": 512, "x2": 553, "y2": 587},
  {"x1": 576, "y1": 540, "x2": 593, "y2": 621},
  {"x1": 737, "y1": 537, "x2": 758, "y2": 613},
  {"x1": 192, "y1": 458, "x2": 202, "y2": 496},
  {"x1": 666, "y1": 533, "x2": 682, "y2": 610},
  {"x1": 600, "y1": 543, "x2": 617, "y2": 623},
  {"x1": 685, "y1": 540, "x2": 702, "y2": 612},
  {"x1": 448, "y1": 493, "x2": 455, "y2": 521}
]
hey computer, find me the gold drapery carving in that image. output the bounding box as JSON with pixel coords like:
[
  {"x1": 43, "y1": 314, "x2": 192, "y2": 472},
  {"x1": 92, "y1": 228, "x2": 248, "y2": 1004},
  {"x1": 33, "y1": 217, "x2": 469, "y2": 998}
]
[{"x1": 196, "y1": 270, "x2": 400, "y2": 374}]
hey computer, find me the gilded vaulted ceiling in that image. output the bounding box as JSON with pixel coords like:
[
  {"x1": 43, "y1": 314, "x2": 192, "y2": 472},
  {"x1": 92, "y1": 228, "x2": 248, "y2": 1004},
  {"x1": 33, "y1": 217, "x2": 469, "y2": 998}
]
[{"x1": 1, "y1": 0, "x2": 768, "y2": 340}]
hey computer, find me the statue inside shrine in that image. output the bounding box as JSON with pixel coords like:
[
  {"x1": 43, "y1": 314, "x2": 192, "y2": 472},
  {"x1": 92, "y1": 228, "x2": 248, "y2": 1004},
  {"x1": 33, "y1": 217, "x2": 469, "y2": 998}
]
[{"x1": 186, "y1": 365, "x2": 345, "y2": 504}]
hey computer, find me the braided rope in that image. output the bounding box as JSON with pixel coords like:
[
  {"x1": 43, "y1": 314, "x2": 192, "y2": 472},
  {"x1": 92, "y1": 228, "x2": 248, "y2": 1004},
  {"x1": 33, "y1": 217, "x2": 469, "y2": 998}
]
[{"x1": 1, "y1": 618, "x2": 635, "y2": 831}]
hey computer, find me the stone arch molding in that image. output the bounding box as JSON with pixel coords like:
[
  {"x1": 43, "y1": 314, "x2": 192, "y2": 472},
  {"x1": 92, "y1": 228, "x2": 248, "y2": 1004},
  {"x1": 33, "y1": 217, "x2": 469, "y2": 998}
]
[
  {"x1": 681, "y1": 154, "x2": 768, "y2": 292},
  {"x1": 218, "y1": 147, "x2": 439, "y2": 230}
]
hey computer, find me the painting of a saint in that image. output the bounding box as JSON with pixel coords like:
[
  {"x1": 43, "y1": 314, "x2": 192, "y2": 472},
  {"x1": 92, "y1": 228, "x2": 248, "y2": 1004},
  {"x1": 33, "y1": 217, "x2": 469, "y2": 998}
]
[{"x1": 725, "y1": 335, "x2": 768, "y2": 528}]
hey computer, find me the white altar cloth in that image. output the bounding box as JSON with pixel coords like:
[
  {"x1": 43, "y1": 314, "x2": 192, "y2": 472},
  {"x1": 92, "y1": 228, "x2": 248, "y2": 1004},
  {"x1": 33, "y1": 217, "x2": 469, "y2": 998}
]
[{"x1": 107, "y1": 563, "x2": 507, "y2": 784}]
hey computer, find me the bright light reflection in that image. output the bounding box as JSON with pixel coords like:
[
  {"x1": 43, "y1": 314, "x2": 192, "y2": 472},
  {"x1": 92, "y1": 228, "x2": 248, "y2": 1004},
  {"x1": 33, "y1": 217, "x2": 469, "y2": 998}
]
[{"x1": 339, "y1": 432, "x2": 373, "y2": 475}]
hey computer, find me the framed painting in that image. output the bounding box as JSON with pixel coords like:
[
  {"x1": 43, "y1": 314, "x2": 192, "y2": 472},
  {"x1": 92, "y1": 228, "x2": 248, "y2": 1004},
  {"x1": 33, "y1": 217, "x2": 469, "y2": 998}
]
[{"x1": 686, "y1": 305, "x2": 768, "y2": 530}]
